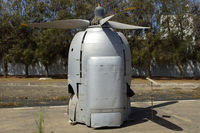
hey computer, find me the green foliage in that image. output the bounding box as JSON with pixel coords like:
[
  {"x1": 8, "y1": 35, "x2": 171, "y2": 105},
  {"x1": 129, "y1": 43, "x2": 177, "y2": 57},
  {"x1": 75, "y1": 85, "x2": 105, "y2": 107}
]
[
  {"x1": 0, "y1": 0, "x2": 199, "y2": 78},
  {"x1": 128, "y1": 0, "x2": 194, "y2": 77},
  {"x1": 35, "y1": 112, "x2": 44, "y2": 133},
  {"x1": 8, "y1": 25, "x2": 37, "y2": 64},
  {"x1": 35, "y1": 29, "x2": 60, "y2": 66},
  {"x1": 190, "y1": 1, "x2": 200, "y2": 64}
]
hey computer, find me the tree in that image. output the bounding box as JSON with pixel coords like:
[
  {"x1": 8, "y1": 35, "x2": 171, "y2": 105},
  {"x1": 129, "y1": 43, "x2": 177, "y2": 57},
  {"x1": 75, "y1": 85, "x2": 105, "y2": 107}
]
[
  {"x1": 131, "y1": 32, "x2": 162, "y2": 77},
  {"x1": 34, "y1": 29, "x2": 63, "y2": 77},
  {"x1": 0, "y1": 0, "x2": 198, "y2": 78},
  {"x1": 4, "y1": 0, "x2": 39, "y2": 77},
  {"x1": 123, "y1": 0, "x2": 155, "y2": 77},
  {"x1": 157, "y1": 0, "x2": 193, "y2": 78},
  {"x1": 190, "y1": 1, "x2": 200, "y2": 78},
  {"x1": 0, "y1": 1, "x2": 17, "y2": 77},
  {"x1": 8, "y1": 25, "x2": 37, "y2": 77},
  {"x1": 191, "y1": 1, "x2": 200, "y2": 45}
]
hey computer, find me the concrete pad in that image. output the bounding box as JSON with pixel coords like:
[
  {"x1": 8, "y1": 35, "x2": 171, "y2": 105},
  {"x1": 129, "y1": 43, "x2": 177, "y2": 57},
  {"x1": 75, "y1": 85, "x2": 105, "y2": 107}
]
[{"x1": 0, "y1": 100, "x2": 200, "y2": 133}]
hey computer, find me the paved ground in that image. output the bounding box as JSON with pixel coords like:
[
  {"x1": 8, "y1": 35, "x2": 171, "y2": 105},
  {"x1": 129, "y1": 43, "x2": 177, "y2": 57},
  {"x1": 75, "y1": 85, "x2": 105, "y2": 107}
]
[{"x1": 0, "y1": 100, "x2": 199, "y2": 133}]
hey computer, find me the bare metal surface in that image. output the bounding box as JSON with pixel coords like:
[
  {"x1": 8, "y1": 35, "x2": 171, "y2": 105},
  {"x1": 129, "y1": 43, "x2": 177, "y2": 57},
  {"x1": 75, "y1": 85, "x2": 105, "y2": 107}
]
[
  {"x1": 67, "y1": 27, "x2": 132, "y2": 127},
  {"x1": 108, "y1": 21, "x2": 150, "y2": 29},
  {"x1": 28, "y1": 19, "x2": 90, "y2": 29}
]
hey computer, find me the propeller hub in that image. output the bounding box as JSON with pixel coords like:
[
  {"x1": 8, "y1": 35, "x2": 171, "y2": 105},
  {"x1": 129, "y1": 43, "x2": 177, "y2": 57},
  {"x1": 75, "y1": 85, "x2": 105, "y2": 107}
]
[{"x1": 94, "y1": 4, "x2": 106, "y2": 18}]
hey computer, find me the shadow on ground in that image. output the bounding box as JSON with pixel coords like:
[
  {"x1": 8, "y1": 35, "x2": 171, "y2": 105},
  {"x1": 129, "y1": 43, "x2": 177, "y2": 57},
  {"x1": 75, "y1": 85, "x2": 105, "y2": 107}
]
[
  {"x1": 124, "y1": 101, "x2": 183, "y2": 131},
  {"x1": 97, "y1": 101, "x2": 183, "y2": 131}
]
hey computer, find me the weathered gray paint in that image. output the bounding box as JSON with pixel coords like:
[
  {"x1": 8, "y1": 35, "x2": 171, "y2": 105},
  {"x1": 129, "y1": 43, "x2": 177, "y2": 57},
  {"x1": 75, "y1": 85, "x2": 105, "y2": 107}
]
[{"x1": 67, "y1": 27, "x2": 132, "y2": 128}]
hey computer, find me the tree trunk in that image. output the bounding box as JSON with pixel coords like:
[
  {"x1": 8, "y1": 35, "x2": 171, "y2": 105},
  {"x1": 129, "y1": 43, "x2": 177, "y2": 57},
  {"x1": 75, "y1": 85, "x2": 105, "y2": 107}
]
[
  {"x1": 146, "y1": 65, "x2": 151, "y2": 78},
  {"x1": 2, "y1": 59, "x2": 8, "y2": 78},
  {"x1": 194, "y1": 62, "x2": 198, "y2": 79},
  {"x1": 177, "y1": 62, "x2": 184, "y2": 78},
  {"x1": 166, "y1": 15, "x2": 171, "y2": 33},
  {"x1": 146, "y1": 60, "x2": 152, "y2": 78},
  {"x1": 25, "y1": 64, "x2": 29, "y2": 78},
  {"x1": 44, "y1": 64, "x2": 49, "y2": 77}
]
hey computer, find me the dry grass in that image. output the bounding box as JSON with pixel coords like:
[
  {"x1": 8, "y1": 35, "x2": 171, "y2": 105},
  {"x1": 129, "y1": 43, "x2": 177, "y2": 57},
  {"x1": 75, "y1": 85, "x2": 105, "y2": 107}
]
[
  {"x1": 0, "y1": 77, "x2": 67, "y2": 82},
  {"x1": 153, "y1": 89, "x2": 162, "y2": 91},
  {"x1": 172, "y1": 95, "x2": 182, "y2": 99},
  {"x1": 193, "y1": 88, "x2": 200, "y2": 98},
  {"x1": 46, "y1": 96, "x2": 69, "y2": 101},
  {"x1": 0, "y1": 77, "x2": 199, "y2": 84},
  {"x1": 39, "y1": 101, "x2": 48, "y2": 104},
  {"x1": 171, "y1": 88, "x2": 182, "y2": 90},
  {"x1": 38, "y1": 96, "x2": 69, "y2": 101},
  {"x1": 0, "y1": 102, "x2": 22, "y2": 107},
  {"x1": 17, "y1": 96, "x2": 28, "y2": 100},
  {"x1": 132, "y1": 78, "x2": 200, "y2": 84}
]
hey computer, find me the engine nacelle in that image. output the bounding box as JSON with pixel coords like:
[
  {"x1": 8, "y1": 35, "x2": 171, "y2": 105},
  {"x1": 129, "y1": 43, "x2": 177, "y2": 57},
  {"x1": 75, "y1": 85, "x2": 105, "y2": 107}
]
[{"x1": 68, "y1": 27, "x2": 132, "y2": 128}]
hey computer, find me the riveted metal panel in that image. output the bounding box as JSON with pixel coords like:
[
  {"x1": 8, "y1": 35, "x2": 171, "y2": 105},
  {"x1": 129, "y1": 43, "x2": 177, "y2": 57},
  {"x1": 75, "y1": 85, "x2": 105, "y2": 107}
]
[
  {"x1": 68, "y1": 27, "x2": 132, "y2": 127},
  {"x1": 68, "y1": 31, "x2": 85, "y2": 92},
  {"x1": 91, "y1": 112, "x2": 122, "y2": 128},
  {"x1": 87, "y1": 56, "x2": 124, "y2": 109}
]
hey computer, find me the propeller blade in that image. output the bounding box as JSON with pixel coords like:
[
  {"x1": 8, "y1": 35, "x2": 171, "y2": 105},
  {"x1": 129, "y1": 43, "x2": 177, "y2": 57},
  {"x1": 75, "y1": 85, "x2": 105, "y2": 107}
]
[
  {"x1": 99, "y1": 7, "x2": 136, "y2": 26},
  {"x1": 23, "y1": 19, "x2": 90, "y2": 29},
  {"x1": 123, "y1": 7, "x2": 136, "y2": 11},
  {"x1": 108, "y1": 21, "x2": 150, "y2": 30},
  {"x1": 100, "y1": 15, "x2": 115, "y2": 26}
]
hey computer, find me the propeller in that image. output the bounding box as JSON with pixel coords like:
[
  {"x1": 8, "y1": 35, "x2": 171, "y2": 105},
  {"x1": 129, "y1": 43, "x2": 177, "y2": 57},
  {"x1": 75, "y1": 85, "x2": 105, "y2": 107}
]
[
  {"x1": 107, "y1": 21, "x2": 150, "y2": 30},
  {"x1": 99, "y1": 7, "x2": 137, "y2": 26},
  {"x1": 99, "y1": 15, "x2": 114, "y2": 26},
  {"x1": 22, "y1": 19, "x2": 90, "y2": 30},
  {"x1": 22, "y1": 5, "x2": 150, "y2": 30},
  {"x1": 99, "y1": 6, "x2": 150, "y2": 29}
]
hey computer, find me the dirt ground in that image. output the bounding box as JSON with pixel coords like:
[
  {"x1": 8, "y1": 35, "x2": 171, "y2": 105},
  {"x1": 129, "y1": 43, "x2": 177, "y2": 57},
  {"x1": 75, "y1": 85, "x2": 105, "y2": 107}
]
[{"x1": 0, "y1": 77, "x2": 200, "y2": 107}]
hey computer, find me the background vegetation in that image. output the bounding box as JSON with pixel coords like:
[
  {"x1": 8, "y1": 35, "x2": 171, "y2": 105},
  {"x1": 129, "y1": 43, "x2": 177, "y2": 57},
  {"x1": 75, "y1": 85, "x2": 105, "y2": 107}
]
[{"x1": 0, "y1": 0, "x2": 200, "y2": 78}]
